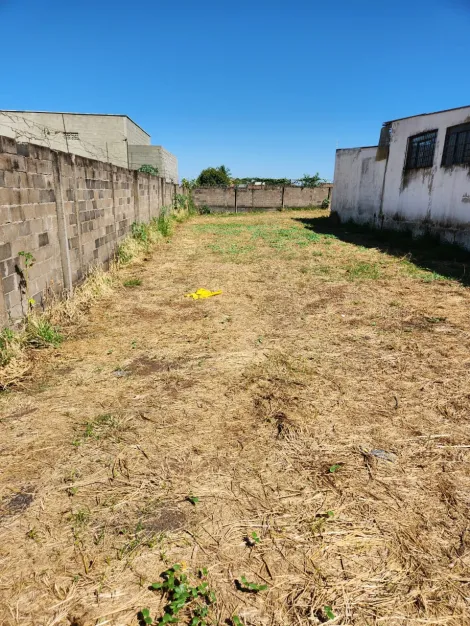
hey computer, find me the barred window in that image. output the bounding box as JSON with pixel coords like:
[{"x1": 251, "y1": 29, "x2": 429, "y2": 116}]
[
  {"x1": 442, "y1": 123, "x2": 470, "y2": 167},
  {"x1": 405, "y1": 130, "x2": 437, "y2": 170}
]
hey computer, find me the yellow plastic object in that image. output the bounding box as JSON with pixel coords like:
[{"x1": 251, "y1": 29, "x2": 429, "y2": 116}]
[{"x1": 185, "y1": 288, "x2": 222, "y2": 300}]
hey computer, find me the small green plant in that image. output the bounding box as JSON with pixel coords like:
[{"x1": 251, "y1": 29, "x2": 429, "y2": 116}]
[
  {"x1": 245, "y1": 531, "x2": 260, "y2": 546},
  {"x1": 124, "y1": 278, "x2": 142, "y2": 287},
  {"x1": 145, "y1": 564, "x2": 216, "y2": 625},
  {"x1": 132, "y1": 222, "x2": 150, "y2": 243},
  {"x1": 186, "y1": 495, "x2": 200, "y2": 506},
  {"x1": 237, "y1": 576, "x2": 268, "y2": 593},
  {"x1": 139, "y1": 164, "x2": 159, "y2": 175},
  {"x1": 328, "y1": 464, "x2": 342, "y2": 473},
  {"x1": 232, "y1": 617, "x2": 243, "y2": 626},
  {"x1": 324, "y1": 605, "x2": 335, "y2": 620},
  {"x1": 26, "y1": 318, "x2": 63, "y2": 348},
  {"x1": 320, "y1": 197, "x2": 330, "y2": 209},
  {"x1": 156, "y1": 210, "x2": 173, "y2": 238},
  {"x1": 18, "y1": 251, "x2": 36, "y2": 310},
  {"x1": 198, "y1": 204, "x2": 211, "y2": 215}
]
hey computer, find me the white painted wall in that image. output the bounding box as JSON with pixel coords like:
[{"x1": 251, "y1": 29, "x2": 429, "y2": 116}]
[
  {"x1": 331, "y1": 147, "x2": 385, "y2": 224},
  {"x1": 383, "y1": 106, "x2": 470, "y2": 226},
  {"x1": 332, "y1": 106, "x2": 470, "y2": 236}
]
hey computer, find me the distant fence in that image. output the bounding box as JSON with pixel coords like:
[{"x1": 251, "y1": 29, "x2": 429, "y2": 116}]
[
  {"x1": 0, "y1": 135, "x2": 180, "y2": 324},
  {"x1": 192, "y1": 184, "x2": 333, "y2": 213}
]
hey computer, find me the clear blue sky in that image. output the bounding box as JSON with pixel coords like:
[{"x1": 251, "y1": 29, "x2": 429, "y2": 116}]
[{"x1": 1, "y1": 0, "x2": 469, "y2": 181}]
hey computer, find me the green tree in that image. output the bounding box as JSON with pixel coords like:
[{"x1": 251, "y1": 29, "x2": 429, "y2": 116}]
[
  {"x1": 299, "y1": 172, "x2": 326, "y2": 187},
  {"x1": 196, "y1": 165, "x2": 231, "y2": 187}
]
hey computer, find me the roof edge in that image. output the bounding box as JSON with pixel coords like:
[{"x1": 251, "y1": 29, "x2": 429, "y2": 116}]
[
  {"x1": 0, "y1": 110, "x2": 151, "y2": 137},
  {"x1": 385, "y1": 104, "x2": 470, "y2": 125}
]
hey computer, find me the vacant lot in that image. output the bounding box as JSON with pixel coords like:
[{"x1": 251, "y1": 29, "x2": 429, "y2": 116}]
[{"x1": 1, "y1": 209, "x2": 470, "y2": 626}]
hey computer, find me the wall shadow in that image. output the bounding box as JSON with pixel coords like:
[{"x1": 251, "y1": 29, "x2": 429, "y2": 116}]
[{"x1": 294, "y1": 215, "x2": 470, "y2": 287}]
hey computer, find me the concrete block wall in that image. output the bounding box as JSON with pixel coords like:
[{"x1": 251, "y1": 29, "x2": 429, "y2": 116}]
[
  {"x1": 0, "y1": 135, "x2": 179, "y2": 325},
  {"x1": 128, "y1": 145, "x2": 178, "y2": 183},
  {"x1": 192, "y1": 184, "x2": 332, "y2": 212}
]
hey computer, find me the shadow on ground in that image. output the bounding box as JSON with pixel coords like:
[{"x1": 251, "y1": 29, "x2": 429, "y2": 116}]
[{"x1": 295, "y1": 214, "x2": 470, "y2": 286}]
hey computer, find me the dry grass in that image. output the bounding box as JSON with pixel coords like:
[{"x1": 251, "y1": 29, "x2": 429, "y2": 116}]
[{"x1": 1, "y1": 209, "x2": 470, "y2": 625}]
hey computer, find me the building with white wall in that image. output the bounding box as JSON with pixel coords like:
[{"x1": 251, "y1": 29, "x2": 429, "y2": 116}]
[
  {"x1": 331, "y1": 105, "x2": 470, "y2": 248},
  {"x1": 0, "y1": 110, "x2": 178, "y2": 182}
]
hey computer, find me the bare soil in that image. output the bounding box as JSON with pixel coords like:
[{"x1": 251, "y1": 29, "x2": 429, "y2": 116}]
[{"x1": 1, "y1": 209, "x2": 470, "y2": 625}]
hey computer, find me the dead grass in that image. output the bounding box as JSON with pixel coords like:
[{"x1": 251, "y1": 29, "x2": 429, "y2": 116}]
[{"x1": 1, "y1": 209, "x2": 470, "y2": 625}]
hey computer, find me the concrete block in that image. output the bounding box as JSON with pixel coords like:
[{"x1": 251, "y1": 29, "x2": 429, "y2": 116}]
[
  {"x1": 28, "y1": 189, "x2": 41, "y2": 204},
  {"x1": 38, "y1": 232, "x2": 49, "y2": 247},
  {"x1": 19, "y1": 188, "x2": 29, "y2": 205},
  {"x1": 11, "y1": 156, "x2": 26, "y2": 172},
  {"x1": 0, "y1": 154, "x2": 13, "y2": 171},
  {"x1": 32, "y1": 174, "x2": 46, "y2": 189},
  {"x1": 0, "y1": 171, "x2": 4, "y2": 187},
  {"x1": 0, "y1": 242, "x2": 12, "y2": 261},
  {"x1": 10, "y1": 206, "x2": 24, "y2": 222},
  {"x1": 2, "y1": 274, "x2": 17, "y2": 294},
  {"x1": 0, "y1": 137, "x2": 17, "y2": 154},
  {"x1": 0, "y1": 206, "x2": 11, "y2": 223},
  {"x1": 25, "y1": 157, "x2": 38, "y2": 174}
]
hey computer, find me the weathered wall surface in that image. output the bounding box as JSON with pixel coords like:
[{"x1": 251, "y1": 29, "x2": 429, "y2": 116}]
[
  {"x1": 0, "y1": 135, "x2": 179, "y2": 324},
  {"x1": 332, "y1": 106, "x2": 470, "y2": 248},
  {"x1": 128, "y1": 145, "x2": 178, "y2": 183},
  {"x1": 192, "y1": 185, "x2": 332, "y2": 212},
  {"x1": 331, "y1": 147, "x2": 386, "y2": 223}
]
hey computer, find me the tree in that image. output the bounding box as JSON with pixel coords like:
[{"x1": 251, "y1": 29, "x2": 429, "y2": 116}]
[
  {"x1": 196, "y1": 165, "x2": 231, "y2": 187},
  {"x1": 298, "y1": 172, "x2": 326, "y2": 188}
]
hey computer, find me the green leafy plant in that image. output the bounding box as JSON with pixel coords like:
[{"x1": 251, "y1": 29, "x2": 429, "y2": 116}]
[
  {"x1": 156, "y1": 211, "x2": 173, "y2": 238},
  {"x1": 232, "y1": 617, "x2": 243, "y2": 626},
  {"x1": 145, "y1": 564, "x2": 216, "y2": 625},
  {"x1": 324, "y1": 605, "x2": 335, "y2": 620},
  {"x1": 198, "y1": 204, "x2": 211, "y2": 215},
  {"x1": 321, "y1": 197, "x2": 330, "y2": 209},
  {"x1": 18, "y1": 251, "x2": 36, "y2": 311},
  {"x1": 132, "y1": 222, "x2": 150, "y2": 243},
  {"x1": 26, "y1": 318, "x2": 63, "y2": 348},
  {"x1": 196, "y1": 165, "x2": 231, "y2": 187},
  {"x1": 299, "y1": 172, "x2": 327, "y2": 188},
  {"x1": 186, "y1": 495, "x2": 200, "y2": 506},
  {"x1": 237, "y1": 576, "x2": 268, "y2": 593},
  {"x1": 139, "y1": 164, "x2": 159, "y2": 175},
  {"x1": 124, "y1": 278, "x2": 142, "y2": 287},
  {"x1": 328, "y1": 464, "x2": 342, "y2": 473}
]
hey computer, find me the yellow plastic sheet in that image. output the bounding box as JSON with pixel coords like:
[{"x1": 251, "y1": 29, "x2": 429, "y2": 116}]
[{"x1": 185, "y1": 288, "x2": 222, "y2": 300}]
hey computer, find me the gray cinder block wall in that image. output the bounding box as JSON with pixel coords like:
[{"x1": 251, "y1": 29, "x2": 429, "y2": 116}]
[
  {"x1": 0, "y1": 135, "x2": 180, "y2": 325},
  {"x1": 192, "y1": 185, "x2": 333, "y2": 212}
]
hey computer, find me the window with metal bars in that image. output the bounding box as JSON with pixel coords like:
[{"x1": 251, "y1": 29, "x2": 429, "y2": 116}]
[
  {"x1": 405, "y1": 130, "x2": 437, "y2": 170},
  {"x1": 442, "y1": 123, "x2": 470, "y2": 167}
]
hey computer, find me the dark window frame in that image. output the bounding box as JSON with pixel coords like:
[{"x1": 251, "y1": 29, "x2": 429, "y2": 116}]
[
  {"x1": 404, "y1": 130, "x2": 438, "y2": 171},
  {"x1": 441, "y1": 122, "x2": 470, "y2": 167}
]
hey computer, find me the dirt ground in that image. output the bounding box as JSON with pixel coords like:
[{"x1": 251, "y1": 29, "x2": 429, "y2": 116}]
[{"x1": 1, "y1": 209, "x2": 470, "y2": 626}]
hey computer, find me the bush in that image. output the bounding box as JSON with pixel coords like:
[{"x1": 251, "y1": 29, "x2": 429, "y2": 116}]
[
  {"x1": 198, "y1": 204, "x2": 211, "y2": 215},
  {"x1": 321, "y1": 198, "x2": 330, "y2": 209},
  {"x1": 138, "y1": 164, "x2": 158, "y2": 175}
]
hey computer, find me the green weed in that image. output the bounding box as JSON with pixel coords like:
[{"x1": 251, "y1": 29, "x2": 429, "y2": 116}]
[
  {"x1": 346, "y1": 262, "x2": 381, "y2": 281},
  {"x1": 186, "y1": 495, "x2": 200, "y2": 506},
  {"x1": 124, "y1": 278, "x2": 142, "y2": 287},
  {"x1": 74, "y1": 413, "x2": 117, "y2": 445},
  {"x1": 328, "y1": 464, "x2": 342, "y2": 473},
  {"x1": 324, "y1": 605, "x2": 335, "y2": 620},
  {"x1": 26, "y1": 318, "x2": 63, "y2": 348},
  {"x1": 236, "y1": 576, "x2": 268, "y2": 592},
  {"x1": 144, "y1": 564, "x2": 216, "y2": 625}
]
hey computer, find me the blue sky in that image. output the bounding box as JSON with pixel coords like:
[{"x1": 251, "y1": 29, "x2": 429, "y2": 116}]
[{"x1": 1, "y1": 0, "x2": 469, "y2": 181}]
